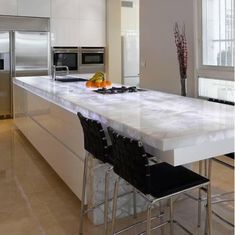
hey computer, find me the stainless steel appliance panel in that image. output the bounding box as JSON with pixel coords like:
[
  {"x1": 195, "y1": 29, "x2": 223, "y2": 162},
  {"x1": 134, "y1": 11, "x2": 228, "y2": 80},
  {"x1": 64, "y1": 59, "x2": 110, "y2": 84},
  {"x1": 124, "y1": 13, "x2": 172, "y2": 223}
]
[
  {"x1": 0, "y1": 16, "x2": 50, "y2": 119},
  {"x1": 81, "y1": 51, "x2": 104, "y2": 65},
  {"x1": 0, "y1": 16, "x2": 50, "y2": 32},
  {"x1": 52, "y1": 47, "x2": 79, "y2": 72},
  {"x1": 78, "y1": 47, "x2": 105, "y2": 73},
  {"x1": 0, "y1": 31, "x2": 11, "y2": 117},
  {"x1": 79, "y1": 47, "x2": 104, "y2": 65},
  {"x1": 15, "y1": 31, "x2": 49, "y2": 73}
]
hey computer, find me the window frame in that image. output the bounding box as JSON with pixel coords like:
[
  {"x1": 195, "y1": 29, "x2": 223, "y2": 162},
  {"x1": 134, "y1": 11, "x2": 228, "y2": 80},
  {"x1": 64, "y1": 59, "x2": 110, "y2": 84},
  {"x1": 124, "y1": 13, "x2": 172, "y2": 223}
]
[{"x1": 197, "y1": 0, "x2": 234, "y2": 82}]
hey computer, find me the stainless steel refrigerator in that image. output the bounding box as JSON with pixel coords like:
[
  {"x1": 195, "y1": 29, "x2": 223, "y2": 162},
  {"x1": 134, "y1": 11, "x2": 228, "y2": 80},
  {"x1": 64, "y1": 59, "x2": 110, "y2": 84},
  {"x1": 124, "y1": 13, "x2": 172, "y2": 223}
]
[{"x1": 0, "y1": 16, "x2": 50, "y2": 119}]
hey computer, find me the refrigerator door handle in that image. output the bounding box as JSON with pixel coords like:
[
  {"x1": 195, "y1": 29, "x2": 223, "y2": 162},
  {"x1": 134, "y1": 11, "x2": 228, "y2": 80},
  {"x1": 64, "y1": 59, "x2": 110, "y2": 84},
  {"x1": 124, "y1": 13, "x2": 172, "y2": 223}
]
[
  {"x1": 0, "y1": 31, "x2": 12, "y2": 118},
  {"x1": 10, "y1": 31, "x2": 15, "y2": 78},
  {"x1": 10, "y1": 31, "x2": 15, "y2": 117}
]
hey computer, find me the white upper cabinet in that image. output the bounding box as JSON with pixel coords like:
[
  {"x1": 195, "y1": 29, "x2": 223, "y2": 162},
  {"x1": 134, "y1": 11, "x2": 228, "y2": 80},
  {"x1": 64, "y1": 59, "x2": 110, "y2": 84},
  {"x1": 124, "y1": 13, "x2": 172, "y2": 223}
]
[
  {"x1": 51, "y1": 18, "x2": 80, "y2": 47},
  {"x1": 51, "y1": 0, "x2": 106, "y2": 46},
  {"x1": 17, "y1": 0, "x2": 50, "y2": 17},
  {"x1": 79, "y1": 20, "x2": 105, "y2": 46},
  {"x1": 0, "y1": 0, "x2": 106, "y2": 46},
  {"x1": 78, "y1": 0, "x2": 106, "y2": 46},
  {"x1": 51, "y1": 0, "x2": 79, "y2": 19},
  {"x1": 79, "y1": 0, "x2": 105, "y2": 21},
  {"x1": 50, "y1": 0, "x2": 80, "y2": 46},
  {"x1": 0, "y1": 0, "x2": 17, "y2": 15}
]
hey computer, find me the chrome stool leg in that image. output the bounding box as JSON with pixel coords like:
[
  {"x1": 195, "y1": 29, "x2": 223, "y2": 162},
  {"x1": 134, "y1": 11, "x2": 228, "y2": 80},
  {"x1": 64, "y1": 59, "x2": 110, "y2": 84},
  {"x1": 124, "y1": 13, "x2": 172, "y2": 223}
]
[
  {"x1": 198, "y1": 160, "x2": 203, "y2": 227},
  {"x1": 209, "y1": 158, "x2": 234, "y2": 227},
  {"x1": 110, "y1": 177, "x2": 120, "y2": 235},
  {"x1": 133, "y1": 187, "x2": 137, "y2": 219},
  {"x1": 159, "y1": 201, "x2": 165, "y2": 235},
  {"x1": 207, "y1": 161, "x2": 212, "y2": 235},
  {"x1": 79, "y1": 152, "x2": 89, "y2": 235},
  {"x1": 204, "y1": 160, "x2": 208, "y2": 177},
  {"x1": 208, "y1": 159, "x2": 212, "y2": 179},
  {"x1": 104, "y1": 167, "x2": 112, "y2": 235},
  {"x1": 204, "y1": 161, "x2": 212, "y2": 235},
  {"x1": 169, "y1": 197, "x2": 174, "y2": 235},
  {"x1": 198, "y1": 188, "x2": 202, "y2": 228},
  {"x1": 206, "y1": 183, "x2": 212, "y2": 235},
  {"x1": 146, "y1": 203, "x2": 153, "y2": 235}
]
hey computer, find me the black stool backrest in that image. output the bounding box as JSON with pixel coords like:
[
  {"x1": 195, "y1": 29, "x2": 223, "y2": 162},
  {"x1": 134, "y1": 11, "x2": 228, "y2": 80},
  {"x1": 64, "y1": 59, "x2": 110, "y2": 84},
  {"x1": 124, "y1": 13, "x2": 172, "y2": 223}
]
[
  {"x1": 108, "y1": 127, "x2": 150, "y2": 194},
  {"x1": 77, "y1": 112, "x2": 109, "y2": 163}
]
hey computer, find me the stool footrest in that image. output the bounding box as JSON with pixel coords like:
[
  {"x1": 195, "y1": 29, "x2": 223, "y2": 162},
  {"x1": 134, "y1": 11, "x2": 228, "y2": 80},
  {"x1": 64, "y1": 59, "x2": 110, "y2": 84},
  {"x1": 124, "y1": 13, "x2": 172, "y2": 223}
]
[{"x1": 114, "y1": 213, "x2": 164, "y2": 235}]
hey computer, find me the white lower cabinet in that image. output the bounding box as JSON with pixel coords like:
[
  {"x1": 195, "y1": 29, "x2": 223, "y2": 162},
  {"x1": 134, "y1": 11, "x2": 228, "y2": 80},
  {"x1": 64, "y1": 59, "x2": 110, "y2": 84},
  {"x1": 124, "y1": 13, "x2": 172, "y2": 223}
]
[{"x1": 14, "y1": 84, "x2": 85, "y2": 200}]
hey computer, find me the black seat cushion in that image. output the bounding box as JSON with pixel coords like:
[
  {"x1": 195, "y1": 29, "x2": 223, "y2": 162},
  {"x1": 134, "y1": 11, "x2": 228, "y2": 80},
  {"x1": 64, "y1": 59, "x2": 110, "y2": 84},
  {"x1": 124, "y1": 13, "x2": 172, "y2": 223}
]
[
  {"x1": 108, "y1": 127, "x2": 208, "y2": 198},
  {"x1": 149, "y1": 162, "x2": 209, "y2": 198}
]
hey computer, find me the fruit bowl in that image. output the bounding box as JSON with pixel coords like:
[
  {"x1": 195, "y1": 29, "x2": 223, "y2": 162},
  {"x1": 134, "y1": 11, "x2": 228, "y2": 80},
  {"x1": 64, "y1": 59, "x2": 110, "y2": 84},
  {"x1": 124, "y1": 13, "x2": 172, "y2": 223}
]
[
  {"x1": 86, "y1": 80, "x2": 112, "y2": 88},
  {"x1": 85, "y1": 71, "x2": 112, "y2": 88}
]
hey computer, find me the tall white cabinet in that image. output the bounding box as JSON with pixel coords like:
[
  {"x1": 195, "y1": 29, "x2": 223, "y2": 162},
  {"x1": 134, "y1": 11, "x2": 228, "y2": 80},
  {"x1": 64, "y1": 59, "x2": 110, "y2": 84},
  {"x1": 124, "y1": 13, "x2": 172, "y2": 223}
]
[
  {"x1": 0, "y1": 0, "x2": 106, "y2": 47},
  {"x1": 51, "y1": 0, "x2": 105, "y2": 46},
  {"x1": 78, "y1": 0, "x2": 106, "y2": 47}
]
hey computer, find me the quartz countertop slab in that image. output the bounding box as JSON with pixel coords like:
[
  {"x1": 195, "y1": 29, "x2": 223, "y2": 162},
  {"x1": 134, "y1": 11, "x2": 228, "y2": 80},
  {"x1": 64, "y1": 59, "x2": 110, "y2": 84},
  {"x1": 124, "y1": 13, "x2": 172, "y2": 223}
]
[{"x1": 13, "y1": 75, "x2": 235, "y2": 152}]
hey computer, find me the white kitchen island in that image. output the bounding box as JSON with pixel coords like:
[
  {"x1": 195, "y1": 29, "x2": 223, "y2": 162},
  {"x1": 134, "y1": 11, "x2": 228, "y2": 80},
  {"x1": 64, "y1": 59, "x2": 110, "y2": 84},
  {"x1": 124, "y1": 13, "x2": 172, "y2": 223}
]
[{"x1": 13, "y1": 75, "x2": 234, "y2": 223}]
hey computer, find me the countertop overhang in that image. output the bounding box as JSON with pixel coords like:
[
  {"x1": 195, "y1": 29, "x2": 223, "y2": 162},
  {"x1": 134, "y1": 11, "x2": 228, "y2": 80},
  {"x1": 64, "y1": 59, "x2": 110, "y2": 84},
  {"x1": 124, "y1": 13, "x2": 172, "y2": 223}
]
[{"x1": 13, "y1": 75, "x2": 235, "y2": 152}]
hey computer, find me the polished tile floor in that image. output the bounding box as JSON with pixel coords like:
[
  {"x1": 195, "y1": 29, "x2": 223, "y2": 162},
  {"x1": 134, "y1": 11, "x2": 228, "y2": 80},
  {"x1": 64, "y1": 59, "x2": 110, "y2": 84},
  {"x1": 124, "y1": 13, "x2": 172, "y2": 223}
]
[{"x1": 0, "y1": 120, "x2": 234, "y2": 235}]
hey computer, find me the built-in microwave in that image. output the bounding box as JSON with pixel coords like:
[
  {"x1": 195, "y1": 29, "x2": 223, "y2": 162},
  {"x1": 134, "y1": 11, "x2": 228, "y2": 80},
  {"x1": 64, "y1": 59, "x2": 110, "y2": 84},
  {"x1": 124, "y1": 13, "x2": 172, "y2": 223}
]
[
  {"x1": 52, "y1": 47, "x2": 79, "y2": 72},
  {"x1": 79, "y1": 47, "x2": 105, "y2": 73}
]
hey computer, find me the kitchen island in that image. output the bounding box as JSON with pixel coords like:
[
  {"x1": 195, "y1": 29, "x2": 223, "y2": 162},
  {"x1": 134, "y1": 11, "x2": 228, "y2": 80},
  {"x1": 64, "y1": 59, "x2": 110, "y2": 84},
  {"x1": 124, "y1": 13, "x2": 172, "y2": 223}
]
[{"x1": 13, "y1": 75, "x2": 234, "y2": 223}]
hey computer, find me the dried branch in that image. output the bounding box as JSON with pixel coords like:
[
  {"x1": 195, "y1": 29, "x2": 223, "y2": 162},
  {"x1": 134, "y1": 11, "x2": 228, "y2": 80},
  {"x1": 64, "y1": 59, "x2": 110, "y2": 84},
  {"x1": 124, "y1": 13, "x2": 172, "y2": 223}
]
[{"x1": 174, "y1": 22, "x2": 188, "y2": 79}]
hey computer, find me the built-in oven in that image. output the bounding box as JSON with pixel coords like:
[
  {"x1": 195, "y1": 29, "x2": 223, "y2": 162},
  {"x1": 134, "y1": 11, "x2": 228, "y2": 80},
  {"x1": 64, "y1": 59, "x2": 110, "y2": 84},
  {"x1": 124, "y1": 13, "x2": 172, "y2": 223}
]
[
  {"x1": 79, "y1": 47, "x2": 105, "y2": 73},
  {"x1": 52, "y1": 47, "x2": 79, "y2": 72}
]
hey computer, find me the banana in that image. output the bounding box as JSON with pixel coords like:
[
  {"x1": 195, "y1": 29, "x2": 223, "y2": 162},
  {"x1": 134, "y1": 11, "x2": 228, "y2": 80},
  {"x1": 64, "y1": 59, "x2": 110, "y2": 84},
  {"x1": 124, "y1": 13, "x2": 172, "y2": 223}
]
[{"x1": 89, "y1": 71, "x2": 105, "y2": 82}]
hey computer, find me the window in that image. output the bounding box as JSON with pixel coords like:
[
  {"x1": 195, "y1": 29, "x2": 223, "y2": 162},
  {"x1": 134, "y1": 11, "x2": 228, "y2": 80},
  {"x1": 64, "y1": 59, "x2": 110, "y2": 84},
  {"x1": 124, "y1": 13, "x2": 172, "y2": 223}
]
[
  {"x1": 197, "y1": 0, "x2": 234, "y2": 101},
  {"x1": 202, "y1": 0, "x2": 234, "y2": 67},
  {"x1": 198, "y1": 77, "x2": 234, "y2": 102}
]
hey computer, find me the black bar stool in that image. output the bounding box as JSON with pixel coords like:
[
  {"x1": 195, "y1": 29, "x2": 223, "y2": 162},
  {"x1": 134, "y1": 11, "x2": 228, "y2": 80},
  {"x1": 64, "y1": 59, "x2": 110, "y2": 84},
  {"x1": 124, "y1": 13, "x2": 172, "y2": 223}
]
[
  {"x1": 212, "y1": 153, "x2": 234, "y2": 227},
  {"x1": 198, "y1": 99, "x2": 235, "y2": 228},
  {"x1": 108, "y1": 127, "x2": 212, "y2": 235},
  {"x1": 77, "y1": 112, "x2": 113, "y2": 235},
  {"x1": 198, "y1": 154, "x2": 234, "y2": 228}
]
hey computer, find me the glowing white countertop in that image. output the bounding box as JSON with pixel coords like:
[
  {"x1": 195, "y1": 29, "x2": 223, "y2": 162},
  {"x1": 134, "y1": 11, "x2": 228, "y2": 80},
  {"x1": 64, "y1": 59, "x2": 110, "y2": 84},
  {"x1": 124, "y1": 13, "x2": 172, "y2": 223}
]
[{"x1": 13, "y1": 75, "x2": 234, "y2": 155}]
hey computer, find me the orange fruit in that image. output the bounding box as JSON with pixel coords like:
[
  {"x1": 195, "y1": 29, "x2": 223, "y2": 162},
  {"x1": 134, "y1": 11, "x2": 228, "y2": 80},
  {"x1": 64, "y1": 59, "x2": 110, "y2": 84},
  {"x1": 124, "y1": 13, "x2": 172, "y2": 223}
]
[
  {"x1": 106, "y1": 80, "x2": 112, "y2": 86},
  {"x1": 91, "y1": 81, "x2": 96, "y2": 88},
  {"x1": 100, "y1": 81, "x2": 107, "y2": 88},
  {"x1": 94, "y1": 82, "x2": 101, "y2": 88},
  {"x1": 86, "y1": 81, "x2": 92, "y2": 87}
]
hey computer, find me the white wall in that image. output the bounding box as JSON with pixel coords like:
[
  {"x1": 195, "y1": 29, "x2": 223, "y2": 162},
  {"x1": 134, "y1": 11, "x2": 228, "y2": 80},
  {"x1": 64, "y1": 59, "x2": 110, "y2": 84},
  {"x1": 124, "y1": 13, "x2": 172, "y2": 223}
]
[
  {"x1": 106, "y1": 0, "x2": 122, "y2": 83},
  {"x1": 140, "y1": 0, "x2": 196, "y2": 97}
]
